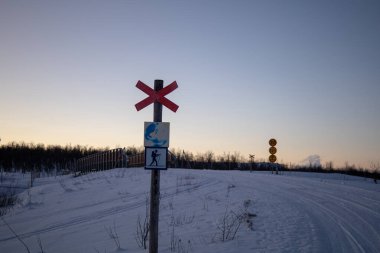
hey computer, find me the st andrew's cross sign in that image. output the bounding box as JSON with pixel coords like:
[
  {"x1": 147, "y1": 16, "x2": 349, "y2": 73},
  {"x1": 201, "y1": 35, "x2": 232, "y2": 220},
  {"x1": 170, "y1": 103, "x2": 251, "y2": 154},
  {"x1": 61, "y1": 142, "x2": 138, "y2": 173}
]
[{"x1": 135, "y1": 80, "x2": 179, "y2": 112}]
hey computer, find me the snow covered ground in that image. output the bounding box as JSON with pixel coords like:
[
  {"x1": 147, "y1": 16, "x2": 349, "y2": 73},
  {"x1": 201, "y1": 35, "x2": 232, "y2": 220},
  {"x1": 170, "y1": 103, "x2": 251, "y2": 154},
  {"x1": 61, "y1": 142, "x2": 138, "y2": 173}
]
[{"x1": 1, "y1": 168, "x2": 379, "y2": 253}]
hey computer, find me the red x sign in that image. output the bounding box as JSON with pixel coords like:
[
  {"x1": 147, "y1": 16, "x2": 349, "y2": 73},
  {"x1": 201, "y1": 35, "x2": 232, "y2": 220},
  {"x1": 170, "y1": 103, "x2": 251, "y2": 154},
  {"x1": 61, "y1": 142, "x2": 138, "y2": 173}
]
[{"x1": 135, "y1": 80, "x2": 179, "y2": 112}]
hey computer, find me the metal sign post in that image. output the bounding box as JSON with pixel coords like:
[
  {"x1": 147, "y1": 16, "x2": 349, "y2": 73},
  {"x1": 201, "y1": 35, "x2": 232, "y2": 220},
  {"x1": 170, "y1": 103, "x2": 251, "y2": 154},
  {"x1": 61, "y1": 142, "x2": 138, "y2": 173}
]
[{"x1": 135, "y1": 79, "x2": 178, "y2": 253}]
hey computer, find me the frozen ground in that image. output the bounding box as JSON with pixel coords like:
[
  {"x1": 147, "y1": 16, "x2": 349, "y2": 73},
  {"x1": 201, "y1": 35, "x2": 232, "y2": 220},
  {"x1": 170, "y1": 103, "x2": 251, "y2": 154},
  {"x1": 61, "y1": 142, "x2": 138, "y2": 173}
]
[{"x1": 1, "y1": 168, "x2": 379, "y2": 253}]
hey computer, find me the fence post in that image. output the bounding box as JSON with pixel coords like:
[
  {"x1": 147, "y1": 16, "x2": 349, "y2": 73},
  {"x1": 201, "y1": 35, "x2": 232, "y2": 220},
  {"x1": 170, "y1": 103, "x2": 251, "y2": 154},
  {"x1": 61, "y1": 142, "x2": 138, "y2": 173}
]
[
  {"x1": 112, "y1": 149, "x2": 115, "y2": 169},
  {"x1": 102, "y1": 151, "x2": 105, "y2": 171}
]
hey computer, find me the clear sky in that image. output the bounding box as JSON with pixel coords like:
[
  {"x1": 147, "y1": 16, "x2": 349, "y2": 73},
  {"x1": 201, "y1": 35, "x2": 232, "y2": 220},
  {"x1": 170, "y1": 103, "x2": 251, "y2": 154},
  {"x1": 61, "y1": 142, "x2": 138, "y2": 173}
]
[{"x1": 1, "y1": 0, "x2": 379, "y2": 169}]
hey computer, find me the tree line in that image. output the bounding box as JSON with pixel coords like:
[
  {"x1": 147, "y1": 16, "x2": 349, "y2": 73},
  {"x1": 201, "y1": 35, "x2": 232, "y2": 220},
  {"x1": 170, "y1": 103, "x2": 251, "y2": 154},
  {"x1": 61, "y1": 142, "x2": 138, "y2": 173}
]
[
  {"x1": 169, "y1": 148, "x2": 284, "y2": 171},
  {"x1": 0, "y1": 142, "x2": 148, "y2": 173},
  {"x1": 169, "y1": 148, "x2": 379, "y2": 181},
  {"x1": 0, "y1": 142, "x2": 110, "y2": 173},
  {"x1": 0, "y1": 141, "x2": 378, "y2": 180}
]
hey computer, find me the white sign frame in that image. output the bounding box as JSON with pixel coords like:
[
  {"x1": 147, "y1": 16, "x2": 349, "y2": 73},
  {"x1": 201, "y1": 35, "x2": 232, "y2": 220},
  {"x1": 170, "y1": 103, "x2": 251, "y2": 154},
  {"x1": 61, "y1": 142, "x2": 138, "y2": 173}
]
[
  {"x1": 145, "y1": 147, "x2": 168, "y2": 170},
  {"x1": 144, "y1": 122, "x2": 170, "y2": 148}
]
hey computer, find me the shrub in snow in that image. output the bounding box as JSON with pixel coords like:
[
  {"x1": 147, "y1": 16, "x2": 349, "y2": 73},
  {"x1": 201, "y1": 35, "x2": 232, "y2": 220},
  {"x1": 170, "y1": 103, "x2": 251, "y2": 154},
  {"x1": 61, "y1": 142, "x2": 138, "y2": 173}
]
[
  {"x1": 135, "y1": 214, "x2": 149, "y2": 249},
  {"x1": 0, "y1": 190, "x2": 18, "y2": 216},
  {"x1": 105, "y1": 222, "x2": 121, "y2": 250},
  {"x1": 135, "y1": 196, "x2": 149, "y2": 249},
  {"x1": 215, "y1": 200, "x2": 256, "y2": 242}
]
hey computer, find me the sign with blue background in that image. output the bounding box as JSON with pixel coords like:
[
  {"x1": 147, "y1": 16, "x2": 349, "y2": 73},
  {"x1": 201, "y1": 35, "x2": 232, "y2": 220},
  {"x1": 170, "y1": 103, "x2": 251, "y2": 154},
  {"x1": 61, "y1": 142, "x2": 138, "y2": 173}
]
[{"x1": 144, "y1": 122, "x2": 170, "y2": 147}]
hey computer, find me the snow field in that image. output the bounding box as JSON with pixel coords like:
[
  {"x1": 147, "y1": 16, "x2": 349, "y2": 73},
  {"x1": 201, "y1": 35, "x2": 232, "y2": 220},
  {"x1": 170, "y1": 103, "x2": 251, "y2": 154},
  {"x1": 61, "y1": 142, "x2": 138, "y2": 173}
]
[{"x1": 0, "y1": 168, "x2": 379, "y2": 253}]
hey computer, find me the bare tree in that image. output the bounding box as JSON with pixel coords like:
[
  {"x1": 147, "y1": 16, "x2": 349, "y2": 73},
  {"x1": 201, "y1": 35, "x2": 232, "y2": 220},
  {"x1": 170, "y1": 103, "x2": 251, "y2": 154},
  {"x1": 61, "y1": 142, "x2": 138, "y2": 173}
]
[{"x1": 205, "y1": 151, "x2": 214, "y2": 169}]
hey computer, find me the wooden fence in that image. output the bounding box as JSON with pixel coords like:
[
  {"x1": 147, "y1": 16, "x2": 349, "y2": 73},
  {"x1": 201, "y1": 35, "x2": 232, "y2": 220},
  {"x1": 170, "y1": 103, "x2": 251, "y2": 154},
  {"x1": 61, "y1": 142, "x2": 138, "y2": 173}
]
[
  {"x1": 76, "y1": 148, "x2": 127, "y2": 174},
  {"x1": 76, "y1": 148, "x2": 177, "y2": 174},
  {"x1": 128, "y1": 152, "x2": 145, "y2": 167}
]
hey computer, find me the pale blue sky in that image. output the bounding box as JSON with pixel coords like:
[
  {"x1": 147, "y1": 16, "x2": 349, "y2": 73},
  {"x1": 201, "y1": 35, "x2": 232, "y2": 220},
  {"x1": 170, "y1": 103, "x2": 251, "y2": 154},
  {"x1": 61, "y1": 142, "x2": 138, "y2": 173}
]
[{"x1": 1, "y1": 0, "x2": 379, "y2": 168}]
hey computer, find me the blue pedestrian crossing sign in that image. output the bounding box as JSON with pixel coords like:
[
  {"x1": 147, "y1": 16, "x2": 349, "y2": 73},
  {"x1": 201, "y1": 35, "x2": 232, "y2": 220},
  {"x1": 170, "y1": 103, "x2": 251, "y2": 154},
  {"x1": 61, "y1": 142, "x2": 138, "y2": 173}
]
[{"x1": 145, "y1": 147, "x2": 168, "y2": 170}]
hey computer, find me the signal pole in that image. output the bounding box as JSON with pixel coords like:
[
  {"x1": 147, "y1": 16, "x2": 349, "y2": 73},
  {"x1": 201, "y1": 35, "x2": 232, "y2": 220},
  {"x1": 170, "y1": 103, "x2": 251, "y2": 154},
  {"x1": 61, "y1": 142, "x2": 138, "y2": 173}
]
[{"x1": 249, "y1": 154, "x2": 255, "y2": 172}]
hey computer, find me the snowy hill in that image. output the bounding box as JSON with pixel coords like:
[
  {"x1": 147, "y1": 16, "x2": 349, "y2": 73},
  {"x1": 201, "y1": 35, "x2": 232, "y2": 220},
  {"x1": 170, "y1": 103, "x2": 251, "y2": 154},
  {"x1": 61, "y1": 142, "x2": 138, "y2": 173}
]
[{"x1": 1, "y1": 168, "x2": 379, "y2": 253}]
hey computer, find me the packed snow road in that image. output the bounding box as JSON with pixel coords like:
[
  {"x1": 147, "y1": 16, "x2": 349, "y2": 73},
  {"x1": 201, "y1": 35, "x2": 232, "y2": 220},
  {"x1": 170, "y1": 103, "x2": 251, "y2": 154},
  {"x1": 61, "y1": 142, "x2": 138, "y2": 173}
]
[
  {"x1": 207, "y1": 171, "x2": 380, "y2": 253},
  {"x1": 0, "y1": 169, "x2": 379, "y2": 253}
]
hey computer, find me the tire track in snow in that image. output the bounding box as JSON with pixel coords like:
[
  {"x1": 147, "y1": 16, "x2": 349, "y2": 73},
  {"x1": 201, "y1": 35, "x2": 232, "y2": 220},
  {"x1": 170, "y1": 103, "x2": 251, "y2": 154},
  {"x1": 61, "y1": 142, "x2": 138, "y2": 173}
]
[
  {"x1": 0, "y1": 178, "x2": 220, "y2": 243},
  {"x1": 295, "y1": 189, "x2": 380, "y2": 253},
  {"x1": 294, "y1": 191, "x2": 367, "y2": 253},
  {"x1": 9, "y1": 172, "x2": 211, "y2": 225},
  {"x1": 271, "y1": 176, "x2": 380, "y2": 253},
  {"x1": 231, "y1": 172, "x2": 379, "y2": 253}
]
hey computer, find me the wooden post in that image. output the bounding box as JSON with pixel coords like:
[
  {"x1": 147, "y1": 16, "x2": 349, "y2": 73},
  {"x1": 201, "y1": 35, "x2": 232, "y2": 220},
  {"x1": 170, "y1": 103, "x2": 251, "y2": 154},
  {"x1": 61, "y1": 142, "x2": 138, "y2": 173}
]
[
  {"x1": 106, "y1": 150, "x2": 110, "y2": 170},
  {"x1": 102, "y1": 151, "x2": 105, "y2": 171},
  {"x1": 113, "y1": 149, "x2": 115, "y2": 169},
  {"x1": 149, "y1": 79, "x2": 163, "y2": 253}
]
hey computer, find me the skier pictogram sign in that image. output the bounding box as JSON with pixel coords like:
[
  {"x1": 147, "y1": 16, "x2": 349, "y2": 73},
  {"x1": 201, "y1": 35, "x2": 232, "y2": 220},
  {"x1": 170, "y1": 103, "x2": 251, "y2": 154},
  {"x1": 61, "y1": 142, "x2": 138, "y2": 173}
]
[
  {"x1": 145, "y1": 147, "x2": 168, "y2": 170},
  {"x1": 135, "y1": 80, "x2": 179, "y2": 112}
]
